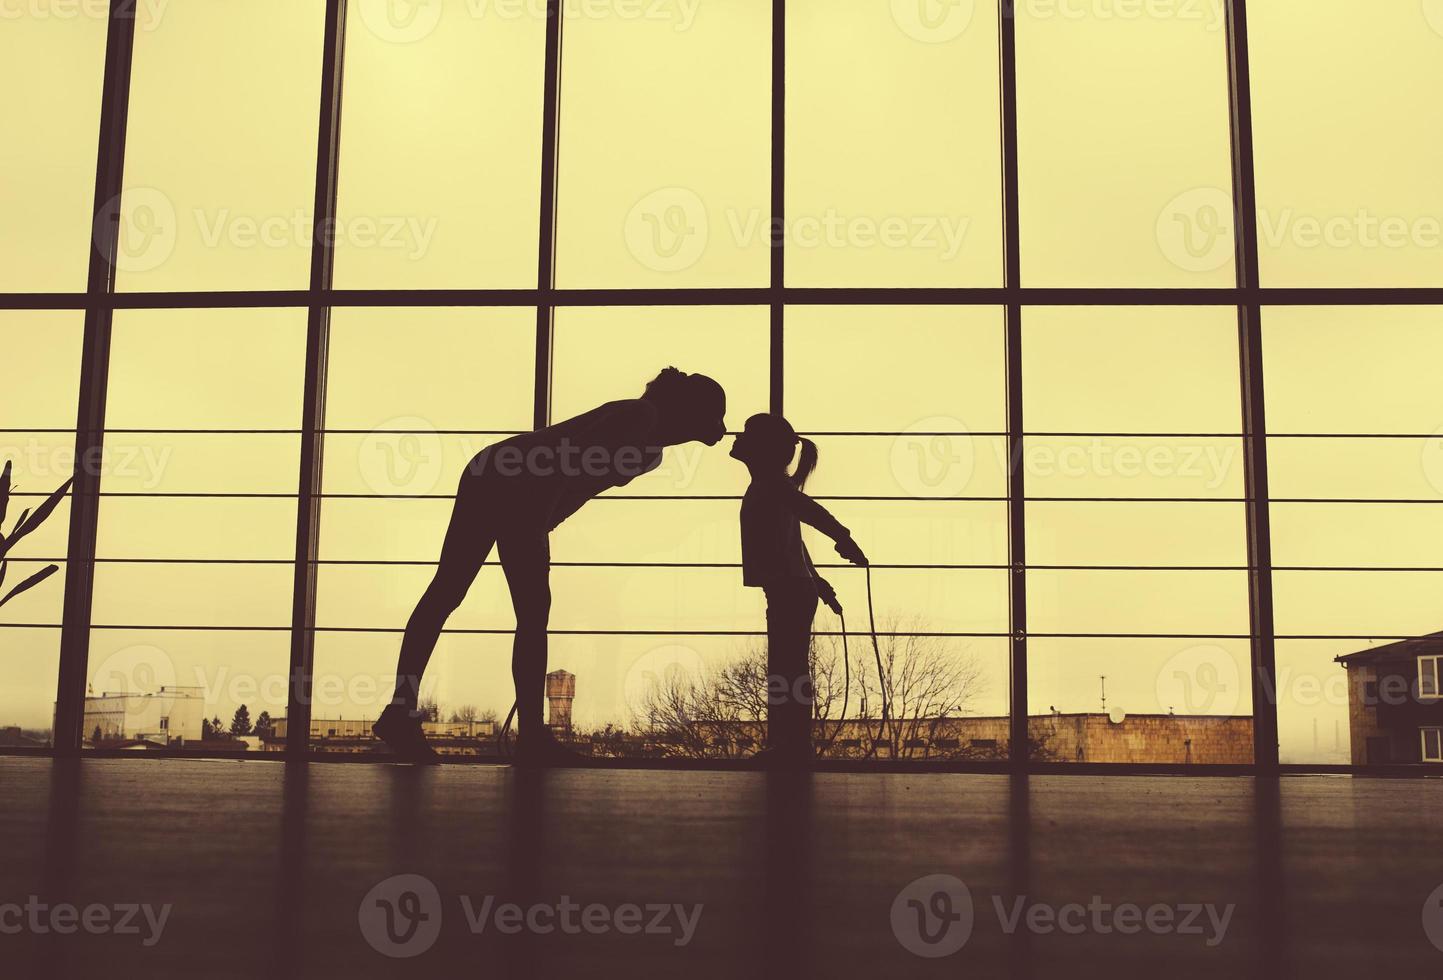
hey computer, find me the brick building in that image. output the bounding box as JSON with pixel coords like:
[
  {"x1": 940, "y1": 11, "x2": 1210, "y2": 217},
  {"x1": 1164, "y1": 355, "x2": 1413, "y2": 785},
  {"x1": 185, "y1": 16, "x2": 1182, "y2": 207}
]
[{"x1": 1335, "y1": 632, "x2": 1443, "y2": 765}]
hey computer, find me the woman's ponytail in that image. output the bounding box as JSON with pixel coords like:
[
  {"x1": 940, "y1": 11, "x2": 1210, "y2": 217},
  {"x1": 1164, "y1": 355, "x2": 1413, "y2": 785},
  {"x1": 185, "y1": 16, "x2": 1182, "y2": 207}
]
[{"x1": 791, "y1": 436, "x2": 818, "y2": 490}]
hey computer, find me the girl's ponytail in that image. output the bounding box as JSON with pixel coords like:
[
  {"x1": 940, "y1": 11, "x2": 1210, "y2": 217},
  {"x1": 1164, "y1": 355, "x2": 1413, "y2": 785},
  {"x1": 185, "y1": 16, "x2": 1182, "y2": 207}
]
[{"x1": 791, "y1": 436, "x2": 818, "y2": 490}]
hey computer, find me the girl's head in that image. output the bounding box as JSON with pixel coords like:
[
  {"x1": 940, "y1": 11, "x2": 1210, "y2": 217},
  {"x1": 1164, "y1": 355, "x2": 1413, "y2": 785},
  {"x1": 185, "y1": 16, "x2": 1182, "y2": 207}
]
[
  {"x1": 643, "y1": 367, "x2": 727, "y2": 446},
  {"x1": 729, "y1": 413, "x2": 818, "y2": 489}
]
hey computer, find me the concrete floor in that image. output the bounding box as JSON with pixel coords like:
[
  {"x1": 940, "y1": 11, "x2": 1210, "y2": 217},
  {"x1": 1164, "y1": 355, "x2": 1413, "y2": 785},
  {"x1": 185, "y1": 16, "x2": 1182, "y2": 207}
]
[{"x1": 0, "y1": 758, "x2": 1439, "y2": 979}]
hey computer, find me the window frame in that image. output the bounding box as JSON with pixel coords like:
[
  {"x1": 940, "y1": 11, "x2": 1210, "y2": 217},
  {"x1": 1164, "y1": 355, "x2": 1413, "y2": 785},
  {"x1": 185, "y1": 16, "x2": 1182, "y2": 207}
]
[
  {"x1": 1422, "y1": 727, "x2": 1443, "y2": 764},
  {"x1": 4, "y1": 0, "x2": 1440, "y2": 772},
  {"x1": 1420, "y1": 656, "x2": 1441, "y2": 700}
]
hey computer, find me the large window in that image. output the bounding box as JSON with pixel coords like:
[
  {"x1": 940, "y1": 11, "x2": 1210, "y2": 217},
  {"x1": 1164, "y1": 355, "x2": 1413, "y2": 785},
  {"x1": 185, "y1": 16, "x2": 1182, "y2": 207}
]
[{"x1": 2, "y1": 1, "x2": 1439, "y2": 768}]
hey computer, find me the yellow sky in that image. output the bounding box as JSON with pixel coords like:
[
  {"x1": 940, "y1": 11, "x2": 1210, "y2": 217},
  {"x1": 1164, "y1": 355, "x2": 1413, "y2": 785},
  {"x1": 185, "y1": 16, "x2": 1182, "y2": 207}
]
[{"x1": 3, "y1": 1, "x2": 1442, "y2": 764}]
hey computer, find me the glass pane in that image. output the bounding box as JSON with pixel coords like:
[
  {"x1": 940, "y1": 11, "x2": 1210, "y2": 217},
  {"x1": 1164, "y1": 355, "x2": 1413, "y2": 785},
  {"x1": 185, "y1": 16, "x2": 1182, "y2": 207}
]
[
  {"x1": 84, "y1": 629, "x2": 290, "y2": 750},
  {"x1": 1269, "y1": 439, "x2": 1443, "y2": 502},
  {"x1": 1029, "y1": 638, "x2": 1254, "y2": 764},
  {"x1": 1249, "y1": 1, "x2": 1443, "y2": 286},
  {"x1": 322, "y1": 307, "x2": 534, "y2": 499},
  {"x1": 1023, "y1": 306, "x2": 1250, "y2": 760},
  {"x1": 86, "y1": 309, "x2": 304, "y2": 750},
  {"x1": 786, "y1": 1, "x2": 1001, "y2": 286},
  {"x1": 1265, "y1": 306, "x2": 1443, "y2": 763},
  {"x1": 1, "y1": 313, "x2": 82, "y2": 738},
  {"x1": 785, "y1": 306, "x2": 1006, "y2": 434},
  {"x1": 551, "y1": 305, "x2": 768, "y2": 428},
  {"x1": 326, "y1": 307, "x2": 535, "y2": 432},
  {"x1": 1262, "y1": 307, "x2": 1443, "y2": 435},
  {"x1": 117, "y1": 0, "x2": 326, "y2": 290},
  {"x1": 803, "y1": 435, "x2": 1010, "y2": 501},
  {"x1": 1274, "y1": 639, "x2": 1371, "y2": 766},
  {"x1": 317, "y1": 307, "x2": 535, "y2": 744},
  {"x1": 1024, "y1": 307, "x2": 1241, "y2": 434},
  {"x1": 555, "y1": 1, "x2": 770, "y2": 287},
  {"x1": 2, "y1": 311, "x2": 84, "y2": 427},
  {"x1": 0, "y1": 9, "x2": 108, "y2": 291},
  {"x1": 334, "y1": 1, "x2": 547, "y2": 288},
  {"x1": 1016, "y1": 3, "x2": 1235, "y2": 285},
  {"x1": 0, "y1": 630, "x2": 60, "y2": 746}
]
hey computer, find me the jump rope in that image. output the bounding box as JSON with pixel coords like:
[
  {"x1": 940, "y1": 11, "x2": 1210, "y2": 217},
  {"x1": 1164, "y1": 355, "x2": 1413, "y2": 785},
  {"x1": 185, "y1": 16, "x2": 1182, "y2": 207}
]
[{"x1": 497, "y1": 563, "x2": 888, "y2": 761}]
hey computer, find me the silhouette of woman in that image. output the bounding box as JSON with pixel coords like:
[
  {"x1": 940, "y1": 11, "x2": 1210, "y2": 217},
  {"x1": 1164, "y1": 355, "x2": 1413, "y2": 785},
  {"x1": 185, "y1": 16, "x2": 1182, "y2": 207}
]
[{"x1": 375, "y1": 368, "x2": 727, "y2": 766}]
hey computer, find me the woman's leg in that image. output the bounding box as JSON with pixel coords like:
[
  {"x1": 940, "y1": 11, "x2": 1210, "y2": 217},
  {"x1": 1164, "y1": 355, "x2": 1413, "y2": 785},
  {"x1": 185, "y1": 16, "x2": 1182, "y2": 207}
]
[
  {"x1": 498, "y1": 530, "x2": 552, "y2": 740},
  {"x1": 390, "y1": 475, "x2": 496, "y2": 715}
]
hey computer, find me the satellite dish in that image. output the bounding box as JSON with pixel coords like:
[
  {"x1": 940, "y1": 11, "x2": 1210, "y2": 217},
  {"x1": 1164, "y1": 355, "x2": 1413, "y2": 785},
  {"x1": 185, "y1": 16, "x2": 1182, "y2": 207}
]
[{"x1": 1108, "y1": 708, "x2": 1127, "y2": 725}]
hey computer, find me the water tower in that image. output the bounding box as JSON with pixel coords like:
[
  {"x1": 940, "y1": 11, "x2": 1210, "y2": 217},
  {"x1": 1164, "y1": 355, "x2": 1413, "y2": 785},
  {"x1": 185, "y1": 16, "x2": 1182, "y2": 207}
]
[{"x1": 545, "y1": 669, "x2": 575, "y2": 734}]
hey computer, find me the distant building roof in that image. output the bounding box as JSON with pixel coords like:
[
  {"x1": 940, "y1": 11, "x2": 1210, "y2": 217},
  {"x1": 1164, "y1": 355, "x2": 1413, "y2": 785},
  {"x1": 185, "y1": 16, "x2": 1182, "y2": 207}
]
[
  {"x1": 1335, "y1": 630, "x2": 1443, "y2": 667},
  {"x1": 0, "y1": 727, "x2": 46, "y2": 748}
]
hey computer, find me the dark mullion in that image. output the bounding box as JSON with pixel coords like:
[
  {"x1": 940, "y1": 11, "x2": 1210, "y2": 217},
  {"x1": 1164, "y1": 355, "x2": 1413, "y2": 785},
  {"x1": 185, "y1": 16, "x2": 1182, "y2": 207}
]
[
  {"x1": 769, "y1": 0, "x2": 786, "y2": 415},
  {"x1": 999, "y1": 0, "x2": 1028, "y2": 772},
  {"x1": 534, "y1": 0, "x2": 564, "y2": 429},
  {"x1": 285, "y1": 0, "x2": 348, "y2": 756},
  {"x1": 1224, "y1": 0, "x2": 1279, "y2": 773},
  {"x1": 53, "y1": 4, "x2": 138, "y2": 755}
]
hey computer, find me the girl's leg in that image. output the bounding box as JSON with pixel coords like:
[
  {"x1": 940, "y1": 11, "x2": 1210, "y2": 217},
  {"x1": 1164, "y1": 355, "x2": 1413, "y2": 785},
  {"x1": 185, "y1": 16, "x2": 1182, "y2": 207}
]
[
  {"x1": 498, "y1": 530, "x2": 552, "y2": 740},
  {"x1": 391, "y1": 475, "x2": 496, "y2": 714},
  {"x1": 765, "y1": 583, "x2": 819, "y2": 755}
]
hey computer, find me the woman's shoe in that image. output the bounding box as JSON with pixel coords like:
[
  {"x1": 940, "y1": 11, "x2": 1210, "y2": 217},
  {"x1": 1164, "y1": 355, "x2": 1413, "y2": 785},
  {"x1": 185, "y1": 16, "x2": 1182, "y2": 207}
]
[{"x1": 372, "y1": 705, "x2": 442, "y2": 765}]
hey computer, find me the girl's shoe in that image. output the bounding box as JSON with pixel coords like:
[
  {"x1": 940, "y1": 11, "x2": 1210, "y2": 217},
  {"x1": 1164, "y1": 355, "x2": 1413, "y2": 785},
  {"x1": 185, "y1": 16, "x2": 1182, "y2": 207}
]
[
  {"x1": 742, "y1": 745, "x2": 815, "y2": 771},
  {"x1": 372, "y1": 705, "x2": 442, "y2": 764},
  {"x1": 512, "y1": 730, "x2": 587, "y2": 768}
]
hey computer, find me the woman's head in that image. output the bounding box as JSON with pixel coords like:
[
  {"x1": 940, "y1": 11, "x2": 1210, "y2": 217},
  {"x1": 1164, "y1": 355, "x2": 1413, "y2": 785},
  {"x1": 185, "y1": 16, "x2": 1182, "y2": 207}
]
[
  {"x1": 729, "y1": 413, "x2": 818, "y2": 488},
  {"x1": 643, "y1": 367, "x2": 727, "y2": 446}
]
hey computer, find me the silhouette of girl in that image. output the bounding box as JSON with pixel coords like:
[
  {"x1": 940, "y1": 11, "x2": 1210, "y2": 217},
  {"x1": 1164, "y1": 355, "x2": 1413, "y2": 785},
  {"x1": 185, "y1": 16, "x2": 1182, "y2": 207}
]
[
  {"x1": 377, "y1": 368, "x2": 727, "y2": 765},
  {"x1": 730, "y1": 413, "x2": 869, "y2": 767}
]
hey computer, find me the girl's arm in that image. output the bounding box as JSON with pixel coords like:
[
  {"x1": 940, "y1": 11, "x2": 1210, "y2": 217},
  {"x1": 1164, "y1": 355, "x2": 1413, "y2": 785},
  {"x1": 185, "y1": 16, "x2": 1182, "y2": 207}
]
[
  {"x1": 787, "y1": 486, "x2": 869, "y2": 567},
  {"x1": 803, "y1": 541, "x2": 843, "y2": 614}
]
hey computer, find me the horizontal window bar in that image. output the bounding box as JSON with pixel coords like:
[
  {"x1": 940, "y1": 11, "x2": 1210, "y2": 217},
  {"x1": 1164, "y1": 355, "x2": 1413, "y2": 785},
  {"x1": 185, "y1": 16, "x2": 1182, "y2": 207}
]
[
  {"x1": 8, "y1": 429, "x2": 1443, "y2": 440},
  {"x1": 4, "y1": 287, "x2": 1443, "y2": 310},
  {"x1": 21, "y1": 558, "x2": 1443, "y2": 573},
  {"x1": 0, "y1": 624, "x2": 1428, "y2": 642},
  {"x1": 15, "y1": 491, "x2": 1443, "y2": 505}
]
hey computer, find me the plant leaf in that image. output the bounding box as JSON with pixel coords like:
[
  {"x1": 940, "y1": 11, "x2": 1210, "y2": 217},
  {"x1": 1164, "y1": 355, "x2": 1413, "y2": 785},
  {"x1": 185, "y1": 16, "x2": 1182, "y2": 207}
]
[
  {"x1": 0, "y1": 460, "x2": 11, "y2": 530},
  {"x1": 6, "y1": 478, "x2": 72, "y2": 552},
  {"x1": 0, "y1": 563, "x2": 59, "y2": 609},
  {"x1": 0, "y1": 508, "x2": 28, "y2": 561}
]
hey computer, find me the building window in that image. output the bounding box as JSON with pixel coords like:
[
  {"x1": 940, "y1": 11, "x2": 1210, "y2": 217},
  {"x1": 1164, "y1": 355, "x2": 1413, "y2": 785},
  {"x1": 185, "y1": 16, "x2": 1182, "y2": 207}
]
[
  {"x1": 1422, "y1": 728, "x2": 1443, "y2": 764},
  {"x1": 1420, "y1": 656, "x2": 1441, "y2": 700}
]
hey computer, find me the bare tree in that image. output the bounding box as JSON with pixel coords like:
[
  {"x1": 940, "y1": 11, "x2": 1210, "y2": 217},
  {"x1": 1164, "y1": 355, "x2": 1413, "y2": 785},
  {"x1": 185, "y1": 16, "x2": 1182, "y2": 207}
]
[{"x1": 634, "y1": 617, "x2": 989, "y2": 760}]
